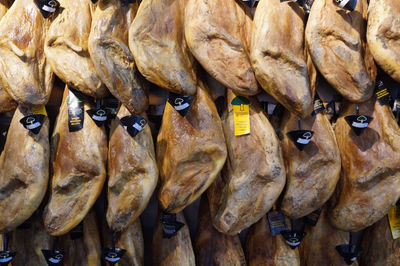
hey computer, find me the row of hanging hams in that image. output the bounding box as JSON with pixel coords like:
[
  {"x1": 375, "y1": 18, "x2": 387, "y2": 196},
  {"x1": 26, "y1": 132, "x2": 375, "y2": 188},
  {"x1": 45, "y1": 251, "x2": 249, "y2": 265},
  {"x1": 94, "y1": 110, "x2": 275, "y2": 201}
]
[{"x1": 0, "y1": 0, "x2": 399, "y2": 265}]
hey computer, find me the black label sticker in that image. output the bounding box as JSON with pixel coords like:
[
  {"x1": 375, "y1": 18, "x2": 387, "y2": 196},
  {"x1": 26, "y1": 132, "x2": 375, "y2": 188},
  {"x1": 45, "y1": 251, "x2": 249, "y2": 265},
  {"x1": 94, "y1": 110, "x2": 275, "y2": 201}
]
[
  {"x1": 120, "y1": 115, "x2": 147, "y2": 138},
  {"x1": 333, "y1": 0, "x2": 358, "y2": 11},
  {"x1": 0, "y1": 121, "x2": 10, "y2": 153},
  {"x1": 0, "y1": 251, "x2": 15, "y2": 266},
  {"x1": 336, "y1": 245, "x2": 362, "y2": 265},
  {"x1": 19, "y1": 114, "x2": 45, "y2": 135},
  {"x1": 281, "y1": 230, "x2": 306, "y2": 249},
  {"x1": 160, "y1": 213, "x2": 184, "y2": 239},
  {"x1": 67, "y1": 89, "x2": 85, "y2": 132},
  {"x1": 345, "y1": 115, "x2": 373, "y2": 136},
  {"x1": 304, "y1": 208, "x2": 322, "y2": 226},
  {"x1": 375, "y1": 80, "x2": 391, "y2": 106},
  {"x1": 312, "y1": 95, "x2": 325, "y2": 116},
  {"x1": 70, "y1": 223, "x2": 83, "y2": 240},
  {"x1": 287, "y1": 130, "x2": 314, "y2": 151},
  {"x1": 104, "y1": 97, "x2": 120, "y2": 121},
  {"x1": 42, "y1": 250, "x2": 63, "y2": 265},
  {"x1": 267, "y1": 211, "x2": 287, "y2": 236},
  {"x1": 87, "y1": 108, "x2": 107, "y2": 127},
  {"x1": 102, "y1": 248, "x2": 126, "y2": 264},
  {"x1": 34, "y1": 0, "x2": 60, "y2": 18},
  {"x1": 168, "y1": 92, "x2": 193, "y2": 117}
]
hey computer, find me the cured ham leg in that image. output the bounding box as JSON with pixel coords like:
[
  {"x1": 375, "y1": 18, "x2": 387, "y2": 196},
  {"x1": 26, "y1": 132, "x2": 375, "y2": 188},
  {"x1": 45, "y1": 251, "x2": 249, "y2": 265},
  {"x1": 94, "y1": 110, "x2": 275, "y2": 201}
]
[
  {"x1": 280, "y1": 106, "x2": 341, "y2": 219},
  {"x1": 246, "y1": 215, "x2": 300, "y2": 266},
  {"x1": 306, "y1": 0, "x2": 376, "y2": 102},
  {"x1": 208, "y1": 90, "x2": 285, "y2": 235},
  {"x1": 360, "y1": 214, "x2": 400, "y2": 266},
  {"x1": 157, "y1": 81, "x2": 227, "y2": 213},
  {"x1": 251, "y1": 0, "x2": 316, "y2": 117},
  {"x1": 0, "y1": 106, "x2": 49, "y2": 232},
  {"x1": 89, "y1": 0, "x2": 149, "y2": 114},
  {"x1": 0, "y1": 0, "x2": 16, "y2": 113},
  {"x1": 107, "y1": 104, "x2": 158, "y2": 232},
  {"x1": 8, "y1": 210, "x2": 51, "y2": 266},
  {"x1": 0, "y1": 0, "x2": 54, "y2": 106},
  {"x1": 367, "y1": 0, "x2": 400, "y2": 83},
  {"x1": 185, "y1": 0, "x2": 258, "y2": 96},
  {"x1": 44, "y1": 87, "x2": 107, "y2": 236},
  {"x1": 129, "y1": 0, "x2": 197, "y2": 95},
  {"x1": 59, "y1": 211, "x2": 102, "y2": 266},
  {"x1": 300, "y1": 208, "x2": 360, "y2": 266},
  {"x1": 152, "y1": 211, "x2": 195, "y2": 266},
  {"x1": 195, "y1": 197, "x2": 246, "y2": 266},
  {"x1": 102, "y1": 218, "x2": 144, "y2": 266},
  {"x1": 330, "y1": 98, "x2": 400, "y2": 231},
  {"x1": 45, "y1": 0, "x2": 107, "y2": 98}
]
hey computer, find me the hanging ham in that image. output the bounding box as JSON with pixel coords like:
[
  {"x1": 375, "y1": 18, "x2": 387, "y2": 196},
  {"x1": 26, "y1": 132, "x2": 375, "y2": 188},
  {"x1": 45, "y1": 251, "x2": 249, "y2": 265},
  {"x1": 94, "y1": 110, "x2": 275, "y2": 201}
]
[
  {"x1": 107, "y1": 104, "x2": 158, "y2": 232},
  {"x1": 306, "y1": 0, "x2": 376, "y2": 102},
  {"x1": 44, "y1": 87, "x2": 107, "y2": 236},
  {"x1": 280, "y1": 103, "x2": 341, "y2": 219},
  {"x1": 367, "y1": 0, "x2": 400, "y2": 83},
  {"x1": 329, "y1": 97, "x2": 400, "y2": 231},
  {"x1": 152, "y1": 211, "x2": 195, "y2": 266},
  {"x1": 195, "y1": 197, "x2": 246, "y2": 266},
  {"x1": 251, "y1": 0, "x2": 316, "y2": 117},
  {"x1": 208, "y1": 90, "x2": 285, "y2": 235},
  {"x1": 0, "y1": 0, "x2": 54, "y2": 106},
  {"x1": 89, "y1": 0, "x2": 149, "y2": 114},
  {"x1": 129, "y1": 0, "x2": 197, "y2": 95},
  {"x1": 157, "y1": 81, "x2": 227, "y2": 213},
  {"x1": 185, "y1": 0, "x2": 258, "y2": 96},
  {"x1": 0, "y1": 0, "x2": 17, "y2": 113},
  {"x1": 246, "y1": 215, "x2": 300, "y2": 266},
  {"x1": 0, "y1": 106, "x2": 49, "y2": 232},
  {"x1": 45, "y1": 0, "x2": 107, "y2": 98}
]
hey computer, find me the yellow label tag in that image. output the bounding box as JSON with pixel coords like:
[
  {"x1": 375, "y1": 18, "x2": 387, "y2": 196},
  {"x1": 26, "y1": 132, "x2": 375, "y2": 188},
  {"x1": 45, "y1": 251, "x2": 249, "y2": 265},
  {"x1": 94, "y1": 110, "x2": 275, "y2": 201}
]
[
  {"x1": 32, "y1": 105, "x2": 47, "y2": 116},
  {"x1": 388, "y1": 205, "x2": 400, "y2": 240},
  {"x1": 231, "y1": 92, "x2": 250, "y2": 136}
]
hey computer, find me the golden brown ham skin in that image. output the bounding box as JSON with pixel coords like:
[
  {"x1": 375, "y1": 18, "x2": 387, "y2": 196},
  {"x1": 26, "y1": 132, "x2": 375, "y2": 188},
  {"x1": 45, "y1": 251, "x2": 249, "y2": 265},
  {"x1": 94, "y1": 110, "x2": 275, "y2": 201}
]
[
  {"x1": 89, "y1": 0, "x2": 149, "y2": 114},
  {"x1": 0, "y1": 106, "x2": 49, "y2": 233},
  {"x1": 306, "y1": 0, "x2": 376, "y2": 102},
  {"x1": 367, "y1": 0, "x2": 400, "y2": 83},
  {"x1": 0, "y1": 0, "x2": 54, "y2": 106},
  {"x1": 329, "y1": 98, "x2": 400, "y2": 231},
  {"x1": 107, "y1": 104, "x2": 158, "y2": 232},
  {"x1": 59, "y1": 211, "x2": 102, "y2": 266},
  {"x1": 152, "y1": 212, "x2": 195, "y2": 266},
  {"x1": 209, "y1": 90, "x2": 285, "y2": 235},
  {"x1": 8, "y1": 211, "x2": 51, "y2": 266},
  {"x1": 156, "y1": 81, "x2": 227, "y2": 213},
  {"x1": 0, "y1": 0, "x2": 17, "y2": 113},
  {"x1": 129, "y1": 0, "x2": 197, "y2": 95},
  {"x1": 280, "y1": 109, "x2": 341, "y2": 219},
  {"x1": 246, "y1": 215, "x2": 300, "y2": 266},
  {"x1": 251, "y1": 0, "x2": 315, "y2": 117},
  {"x1": 195, "y1": 197, "x2": 246, "y2": 266},
  {"x1": 300, "y1": 207, "x2": 359, "y2": 266},
  {"x1": 185, "y1": 0, "x2": 258, "y2": 96},
  {"x1": 44, "y1": 87, "x2": 107, "y2": 236},
  {"x1": 45, "y1": 0, "x2": 107, "y2": 98},
  {"x1": 360, "y1": 215, "x2": 400, "y2": 266}
]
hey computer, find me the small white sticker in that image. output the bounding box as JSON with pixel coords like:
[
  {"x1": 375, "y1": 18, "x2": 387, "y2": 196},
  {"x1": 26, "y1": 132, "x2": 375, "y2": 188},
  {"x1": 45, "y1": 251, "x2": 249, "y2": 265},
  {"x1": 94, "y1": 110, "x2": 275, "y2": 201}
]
[{"x1": 352, "y1": 122, "x2": 368, "y2": 128}]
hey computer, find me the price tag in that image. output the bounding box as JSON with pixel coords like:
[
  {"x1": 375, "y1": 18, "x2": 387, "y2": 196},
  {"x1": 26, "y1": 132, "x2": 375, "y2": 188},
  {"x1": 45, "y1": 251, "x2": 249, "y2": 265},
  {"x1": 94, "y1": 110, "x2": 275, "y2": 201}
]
[
  {"x1": 388, "y1": 204, "x2": 400, "y2": 240},
  {"x1": 231, "y1": 93, "x2": 250, "y2": 136}
]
